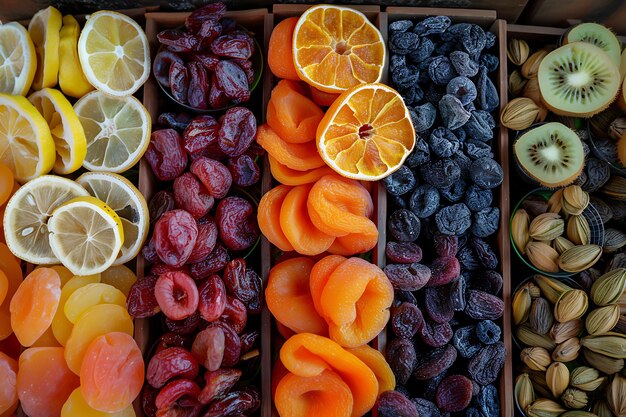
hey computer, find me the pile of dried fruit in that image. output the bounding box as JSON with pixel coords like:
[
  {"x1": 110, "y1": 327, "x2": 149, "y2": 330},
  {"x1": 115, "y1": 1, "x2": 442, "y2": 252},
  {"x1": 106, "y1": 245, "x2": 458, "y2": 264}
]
[{"x1": 381, "y1": 16, "x2": 506, "y2": 416}]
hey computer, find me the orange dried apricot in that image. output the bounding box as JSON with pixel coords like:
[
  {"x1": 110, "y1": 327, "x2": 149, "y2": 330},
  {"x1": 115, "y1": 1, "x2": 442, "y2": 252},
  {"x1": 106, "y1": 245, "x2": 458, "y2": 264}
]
[
  {"x1": 51, "y1": 274, "x2": 101, "y2": 346},
  {"x1": 0, "y1": 271, "x2": 7, "y2": 307},
  {"x1": 62, "y1": 388, "x2": 136, "y2": 417},
  {"x1": 10, "y1": 268, "x2": 61, "y2": 346},
  {"x1": 0, "y1": 352, "x2": 17, "y2": 415},
  {"x1": 266, "y1": 257, "x2": 327, "y2": 336},
  {"x1": 80, "y1": 332, "x2": 144, "y2": 413},
  {"x1": 17, "y1": 347, "x2": 79, "y2": 417},
  {"x1": 256, "y1": 124, "x2": 326, "y2": 171},
  {"x1": 31, "y1": 327, "x2": 62, "y2": 348},
  {"x1": 268, "y1": 17, "x2": 300, "y2": 80},
  {"x1": 280, "y1": 184, "x2": 334, "y2": 256},
  {"x1": 0, "y1": 309, "x2": 11, "y2": 342},
  {"x1": 38, "y1": 265, "x2": 75, "y2": 287},
  {"x1": 64, "y1": 304, "x2": 133, "y2": 374},
  {"x1": 268, "y1": 155, "x2": 335, "y2": 186},
  {"x1": 327, "y1": 229, "x2": 378, "y2": 256},
  {"x1": 309, "y1": 254, "x2": 345, "y2": 318},
  {"x1": 310, "y1": 86, "x2": 340, "y2": 107},
  {"x1": 64, "y1": 283, "x2": 126, "y2": 324},
  {"x1": 257, "y1": 185, "x2": 294, "y2": 252},
  {"x1": 100, "y1": 265, "x2": 137, "y2": 297},
  {"x1": 275, "y1": 320, "x2": 297, "y2": 341},
  {"x1": 348, "y1": 344, "x2": 396, "y2": 396}
]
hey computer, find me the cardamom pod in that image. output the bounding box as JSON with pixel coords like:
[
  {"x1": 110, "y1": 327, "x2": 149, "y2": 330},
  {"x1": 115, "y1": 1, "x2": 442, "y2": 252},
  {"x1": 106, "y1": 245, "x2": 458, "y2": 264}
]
[
  {"x1": 509, "y1": 69, "x2": 528, "y2": 96},
  {"x1": 546, "y1": 361, "x2": 570, "y2": 397},
  {"x1": 581, "y1": 333, "x2": 626, "y2": 358},
  {"x1": 567, "y1": 214, "x2": 591, "y2": 245},
  {"x1": 609, "y1": 117, "x2": 626, "y2": 141},
  {"x1": 554, "y1": 289, "x2": 588, "y2": 323},
  {"x1": 515, "y1": 373, "x2": 535, "y2": 412},
  {"x1": 526, "y1": 242, "x2": 560, "y2": 273},
  {"x1": 534, "y1": 275, "x2": 573, "y2": 304},
  {"x1": 560, "y1": 412, "x2": 599, "y2": 417},
  {"x1": 522, "y1": 367, "x2": 552, "y2": 398},
  {"x1": 561, "y1": 387, "x2": 588, "y2": 409},
  {"x1": 591, "y1": 268, "x2": 626, "y2": 306},
  {"x1": 614, "y1": 315, "x2": 626, "y2": 334},
  {"x1": 586, "y1": 305, "x2": 621, "y2": 335},
  {"x1": 553, "y1": 236, "x2": 575, "y2": 255},
  {"x1": 508, "y1": 38, "x2": 530, "y2": 66},
  {"x1": 593, "y1": 400, "x2": 614, "y2": 417},
  {"x1": 513, "y1": 286, "x2": 532, "y2": 325},
  {"x1": 517, "y1": 324, "x2": 557, "y2": 350},
  {"x1": 551, "y1": 319, "x2": 584, "y2": 344},
  {"x1": 553, "y1": 337, "x2": 581, "y2": 362},
  {"x1": 562, "y1": 185, "x2": 590, "y2": 215},
  {"x1": 602, "y1": 176, "x2": 626, "y2": 201},
  {"x1": 558, "y1": 244, "x2": 603, "y2": 273},
  {"x1": 530, "y1": 297, "x2": 554, "y2": 334},
  {"x1": 529, "y1": 213, "x2": 564, "y2": 241},
  {"x1": 607, "y1": 373, "x2": 626, "y2": 417},
  {"x1": 547, "y1": 189, "x2": 564, "y2": 214},
  {"x1": 526, "y1": 399, "x2": 566, "y2": 417},
  {"x1": 512, "y1": 209, "x2": 531, "y2": 254},
  {"x1": 571, "y1": 366, "x2": 606, "y2": 391},
  {"x1": 500, "y1": 97, "x2": 540, "y2": 131},
  {"x1": 522, "y1": 77, "x2": 542, "y2": 104},
  {"x1": 521, "y1": 347, "x2": 552, "y2": 371},
  {"x1": 521, "y1": 281, "x2": 542, "y2": 299},
  {"x1": 583, "y1": 347, "x2": 625, "y2": 375},
  {"x1": 604, "y1": 228, "x2": 626, "y2": 253},
  {"x1": 521, "y1": 49, "x2": 550, "y2": 79}
]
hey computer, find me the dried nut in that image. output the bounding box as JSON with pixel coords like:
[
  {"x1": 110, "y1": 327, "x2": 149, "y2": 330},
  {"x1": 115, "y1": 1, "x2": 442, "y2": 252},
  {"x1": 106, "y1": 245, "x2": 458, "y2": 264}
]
[
  {"x1": 561, "y1": 387, "x2": 588, "y2": 409},
  {"x1": 567, "y1": 215, "x2": 591, "y2": 245},
  {"x1": 509, "y1": 69, "x2": 528, "y2": 96},
  {"x1": 521, "y1": 49, "x2": 550, "y2": 79},
  {"x1": 513, "y1": 286, "x2": 532, "y2": 325},
  {"x1": 602, "y1": 176, "x2": 626, "y2": 201},
  {"x1": 603, "y1": 228, "x2": 626, "y2": 253},
  {"x1": 553, "y1": 236, "x2": 575, "y2": 255},
  {"x1": 593, "y1": 400, "x2": 614, "y2": 417},
  {"x1": 570, "y1": 366, "x2": 606, "y2": 392},
  {"x1": 522, "y1": 77, "x2": 543, "y2": 104},
  {"x1": 581, "y1": 333, "x2": 626, "y2": 358},
  {"x1": 515, "y1": 373, "x2": 535, "y2": 412},
  {"x1": 517, "y1": 324, "x2": 557, "y2": 350},
  {"x1": 520, "y1": 347, "x2": 552, "y2": 371},
  {"x1": 552, "y1": 337, "x2": 581, "y2": 362},
  {"x1": 512, "y1": 209, "x2": 531, "y2": 254},
  {"x1": 526, "y1": 399, "x2": 566, "y2": 417},
  {"x1": 546, "y1": 362, "x2": 569, "y2": 398},
  {"x1": 521, "y1": 281, "x2": 542, "y2": 299},
  {"x1": 530, "y1": 297, "x2": 554, "y2": 334},
  {"x1": 586, "y1": 305, "x2": 621, "y2": 335},
  {"x1": 551, "y1": 319, "x2": 584, "y2": 344},
  {"x1": 558, "y1": 244, "x2": 603, "y2": 273},
  {"x1": 534, "y1": 275, "x2": 573, "y2": 304},
  {"x1": 554, "y1": 290, "x2": 588, "y2": 323},
  {"x1": 508, "y1": 38, "x2": 530, "y2": 66},
  {"x1": 609, "y1": 117, "x2": 626, "y2": 141},
  {"x1": 591, "y1": 268, "x2": 626, "y2": 306},
  {"x1": 583, "y1": 348, "x2": 625, "y2": 375},
  {"x1": 500, "y1": 97, "x2": 540, "y2": 130},
  {"x1": 614, "y1": 315, "x2": 626, "y2": 334},
  {"x1": 607, "y1": 373, "x2": 626, "y2": 417},
  {"x1": 529, "y1": 213, "x2": 564, "y2": 241},
  {"x1": 526, "y1": 242, "x2": 560, "y2": 273},
  {"x1": 562, "y1": 185, "x2": 590, "y2": 215},
  {"x1": 547, "y1": 189, "x2": 564, "y2": 214}
]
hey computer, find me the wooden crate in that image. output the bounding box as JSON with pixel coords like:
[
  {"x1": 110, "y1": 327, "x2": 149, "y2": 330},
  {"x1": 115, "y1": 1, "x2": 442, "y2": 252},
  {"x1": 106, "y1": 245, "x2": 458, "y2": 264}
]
[{"x1": 384, "y1": 7, "x2": 513, "y2": 417}]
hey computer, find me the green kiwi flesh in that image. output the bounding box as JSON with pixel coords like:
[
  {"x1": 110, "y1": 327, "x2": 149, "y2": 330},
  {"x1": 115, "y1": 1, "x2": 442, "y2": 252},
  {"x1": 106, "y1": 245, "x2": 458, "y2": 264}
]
[
  {"x1": 538, "y1": 42, "x2": 621, "y2": 117},
  {"x1": 565, "y1": 22, "x2": 621, "y2": 66},
  {"x1": 514, "y1": 122, "x2": 584, "y2": 188}
]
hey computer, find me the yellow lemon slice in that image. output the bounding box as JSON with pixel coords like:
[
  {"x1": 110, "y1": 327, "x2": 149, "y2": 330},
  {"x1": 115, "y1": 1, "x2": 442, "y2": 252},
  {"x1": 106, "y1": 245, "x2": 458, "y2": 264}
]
[
  {"x1": 58, "y1": 15, "x2": 95, "y2": 98},
  {"x1": 0, "y1": 22, "x2": 36, "y2": 95},
  {"x1": 28, "y1": 6, "x2": 63, "y2": 90}
]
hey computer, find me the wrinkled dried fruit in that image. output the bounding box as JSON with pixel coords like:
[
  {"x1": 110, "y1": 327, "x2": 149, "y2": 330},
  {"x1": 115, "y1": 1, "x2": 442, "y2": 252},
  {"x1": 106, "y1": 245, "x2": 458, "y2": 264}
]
[
  {"x1": 467, "y1": 342, "x2": 505, "y2": 385},
  {"x1": 413, "y1": 344, "x2": 457, "y2": 380},
  {"x1": 146, "y1": 347, "x2": 199, "y2": 388},
  {"x1": 435, "y1": 375, "x2": 473, "y2": 412}
]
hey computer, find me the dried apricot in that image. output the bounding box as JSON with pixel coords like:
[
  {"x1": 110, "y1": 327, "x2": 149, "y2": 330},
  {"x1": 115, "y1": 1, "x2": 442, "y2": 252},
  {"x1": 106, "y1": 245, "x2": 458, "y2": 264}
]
[
  {"x1": 348, "y1": 345, "x2": 396, "y2": 396},
  {"x1": 0, "y1": 271, "x2": 7, "y2": 307},
  {"x1": 0, "y1": 163, "x2": 14, "y2": 206},
  {"x1": 268, "y1": 17, "x2": 300, "y2": 80},
  {"x1": 31, "y1": 327, "x2": 61, "y2": 348},
  {"x1": 256, "y1": 124, "x2": 326, "y2": 171},
  {"x1": 0, "y1": 352, "x2": 17, "y2": 415},
  {"x1": 64, "y1": 283, "x2": 127, "y2": 324},
  {"x1": 51, "y1": 274, "x2": 101, "y2": 346},
  {"x1": 309, "y1": 254, "x2": 345, "y2": 317},
  {"x1": 327, "y1": 230, "x2": 378, "y2": 256},
  {"x1": 257, "y1": 184, "x2": 294, "y2": 252},
  {"x1": 269, "y1": 155, "x2": 335, "y2": 186},
  {"x1": 100, "y1": 265, "x2": 137, "y2": 296},
  {"x1": 61, "y1": 388, "x2": 136, "y2": 417}
]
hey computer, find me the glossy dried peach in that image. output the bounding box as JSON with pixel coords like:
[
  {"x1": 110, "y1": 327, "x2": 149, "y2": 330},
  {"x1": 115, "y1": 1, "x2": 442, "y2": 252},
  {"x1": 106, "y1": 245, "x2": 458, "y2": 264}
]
[{"x1": 64, "y1": 283, "x2": 126, "y2": 324}]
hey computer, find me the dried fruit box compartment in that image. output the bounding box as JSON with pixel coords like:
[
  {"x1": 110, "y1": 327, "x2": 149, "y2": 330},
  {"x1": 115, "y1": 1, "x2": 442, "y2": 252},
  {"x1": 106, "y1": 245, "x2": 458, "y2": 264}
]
[
  {"x1": 137, "y1": 8, "x2": 271, "y2": 417},
  {"x1": 383, "y1": 7, "x2": 513, "y2": 417}
]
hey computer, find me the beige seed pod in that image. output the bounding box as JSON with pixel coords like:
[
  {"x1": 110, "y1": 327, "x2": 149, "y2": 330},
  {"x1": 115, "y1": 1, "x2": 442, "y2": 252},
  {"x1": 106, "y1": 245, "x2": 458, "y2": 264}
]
[
  {"x1": 500, "y1": 97, "x2": 540, "y2": 131},
  {"x1": 508, "y1": 38, "x2": 530, "y2": 66}
]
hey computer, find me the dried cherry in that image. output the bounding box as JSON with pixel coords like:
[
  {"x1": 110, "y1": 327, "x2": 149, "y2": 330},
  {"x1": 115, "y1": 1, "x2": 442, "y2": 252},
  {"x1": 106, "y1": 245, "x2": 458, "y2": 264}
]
[
  {"x1": 218, "y1": 107, "x2": 256, "y2": 157},
  {"x1": 155, "y1": 271, "x2": 200, "y2": 320},
  {"x1": 198, "y1": 275, "x2": 227, "y2": 322},
  {"x1": 203, "y1": 387, "x2": 260, "y2": 417},
  {"x1": 127, "y1": 274, "x2": 161, "y2": 318},
  {"x1": 198, "y1": 368, "x2": 242, "y2": 405},
  {"x1": 146, "y1": 347, "x2": 199, "y2": 388},
  {"x1": 215, "y1": 197, "x2": 259, "y2": 252},
  {"x1": 211, "y1": 31, "x2": 254, "y2": 60},
  {"x1": 155, "y1": 379, "x2": 202, "y2": 410},
  {"x1": 219, "y1": 295, "x2": 247, "y2": 334},
  {"x1": 153, "y1": 210, "x2": 198, "y2": 267},
  {"x1": 213, "y1": 322, "x2": 241, "y2": 367},
  {"x1": 190, "y1": 244, "x2": 230, "y2": 280},
  {"x1": 192, "y1": 326, "x2": 225, "y2": 371},
  {"x1": 165, "y1": 311, "x2": 201, "y2": 336},
  {"x1": 182, "y1": 116, "x2": 223, "y2": 160},
  {"x1": 187, "y1": 220, "x2": 218, "y2": 264},
  {"x1": 174, "y1": 173, "x2": 214, "y2": 219},
  {"x1": 145, "y1": 129, "x2": 188, "y2": 182},
  {"x1": 190, "y1": 157, "x2": 232, "y2": 199}
]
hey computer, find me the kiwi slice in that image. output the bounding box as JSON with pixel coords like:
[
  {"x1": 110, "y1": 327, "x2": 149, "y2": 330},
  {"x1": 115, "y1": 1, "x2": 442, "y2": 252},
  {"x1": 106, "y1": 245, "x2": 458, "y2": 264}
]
[
  {"x1": 514, "y1": 122, "x2": 584, "y2": 188},
  {"x1": 538, "y1": 42, "x2": 620, "y2": 117},
  {"x1": 564, "y1": 22, "x2": 622, "y2": 67}
]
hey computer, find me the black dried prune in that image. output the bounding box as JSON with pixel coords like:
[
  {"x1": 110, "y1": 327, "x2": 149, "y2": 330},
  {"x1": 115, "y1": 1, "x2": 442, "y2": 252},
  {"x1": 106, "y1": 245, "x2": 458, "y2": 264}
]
[
  {"x1": 435, "y1": 203, "x2": 472, "y2": 236},
  {"x1": 460, "y1": 24, "x2": 487, "y2": 56},
  {"x1": 411, "y1": 103, "x2": 437, "y2": 133},
  {"x1": 390, "y1": 31, "x2": 420, "y2": 55},
  {"x1": 453, "y1": 151, "x2": 473, "y2": 179},
  {"x1": 389, "y1": 20, "x2": 414, "y2": 33},
  {"x1": 446, "y1": 76, "x2": 477, "y2": 106},
  {"x1": 583, "y1": 157, "x2": 611, "y2": 192},
  {"x1": 424, "y1": 83, "x2": 444, "y2": 104},
  {"x1": 424, "y1": 286, "x2": 453, "y2": 323},
  {"x1": 476, "y1": 385, "x2": 500, "y2": 417},
  {"x1": 402, "y1": 84, "x2": 424, "y2": 105},
  {"x1": 452, "y1": 326, "x2": 481, "y2": 358},
  {"x1": 422, "y1": 370, "x2": 448, "y2": 402},
  {"x1": 468, "y1": 343, "x2": 505, "y2": 385},
  {"x1": 428, "y1": 56, "x2": 456, "y2": 86},
  {"x1": 450, "y1": 275, "x2": 466, "y2": 311},
  {"x1": 390, "y1": 54, "x2": 407, "y2": 72},
  {"x1": 470, "y1": 237, "x2": 498, "y2": 269},
  {"x1": 465, "y1": 140, "x2": 494, "y2": 160},
  {"x1": 386, "y1": 337, "x2": 417, "y2": 385},
  {"x1": 476, "y1": 67, "x2": 499, "y2": 112},
  {"x1": 421, "y1": 159, "x2": 461, "y2": 189},
  {"x1": 479, "y1": 54, "x2": 499, "y2": 72},
  {"x1": 384, "y1": 263, "x2": 431, "y2": 291},
  {"x1": 383, "y1": 166, "x2": 417, "y2": 196},
  {"x1": 471, "y1": 270, "x2": 503, "y2": 295},
  {"x1": 464, "y1": 184, "x2": 493, "y2": 212},
  {"x1": 389, "y1": 209, "x2": 421, "y2": 242},
  {"x1": 395, "y1": 385, "x2": 412, "y2": 398},
  {"x1": 464, "y1": 110, "x2": 495, "y2": 142},
  {"x1": 440, "y1": 179, "x2": 467, "y2": 203},
  {"x1": 410, "y1": 185, "x2": 440, "y2": 219},
  {"x1": 449, "y1": 51, "x2": 479, "y2": 77},
  {"x1": 467, "y1": 408, "x2": 482, "y2": 417},
  {"x1": 390, "y1": 194, "x2": 409, "y2": 210},
  {"x1": 435, "y1": 41, "x2": 456, "y2": 56},
  {"x1": 406, "y1": 138, "x2": 431, "y2": 168},
  {"x1": 429, "y1": 127, "x2": 461, "y2": 158},
  {"x1": 408, "y1": 37, "x2": 435, "y2": 64},
  {"x1": 413, "y1": 16, "x2": 451, "y2": 35},
  {"x1": 392, "y1": 302, "x2": 424, "y2": 339},
  {"x1": 392, "y1": 65, "x2": 421, "y2": 91},
  {"x1": 471, "y1": 207, "x2": 500, "y2": 238},
  {"x1": 412, "y1": 398, "x2": 441, "y2": 417},
  {"x1": 439, "y1": 95, "x2": 471, "y2": 131},
  {"x1": 470, "y1": 158, "x2": 503, "y2": 190},
  {"x1": 413, "y1": 344, "x2": 457, "y2": 380},
  {"x1": 420, "y1": 319, "x2": 453, "y2": 347},
  {"x1": 386, "y1": 241, "x2": 423, "y2": 264},
  {"x1": 465, "y1": 290, "x2": 504, "y2": 320},
  {"x1": 377, "y1": 390, "x2": 420, "y2": 417},
  {"x1": 485, "y1": 31, "x2": 497, "y2": 49},
  {"x1": 476, "y1": 320, "x2": 501, "y2": 344},
  {"x1": 158, "y1": 112, "x2": 192, "y2": 131},
  {"x1": 590, "y1": 196, "x2": 613, "y2": 223}
]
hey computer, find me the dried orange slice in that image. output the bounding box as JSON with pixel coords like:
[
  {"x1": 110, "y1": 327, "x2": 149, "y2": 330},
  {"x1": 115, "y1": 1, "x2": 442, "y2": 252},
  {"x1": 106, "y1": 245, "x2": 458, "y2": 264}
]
[
  {"x1": 316, "y1": 83, "x2": 415, "y2": 181},
  {"x1": 292, "y1": 5, "x2": 385, "y2": 93}
]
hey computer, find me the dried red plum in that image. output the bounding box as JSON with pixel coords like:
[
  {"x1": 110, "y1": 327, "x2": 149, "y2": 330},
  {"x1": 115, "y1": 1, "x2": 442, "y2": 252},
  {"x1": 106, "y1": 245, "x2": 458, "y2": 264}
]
[
  {"x1": 227, "y1": 154, "x2": 260, "y2": 187},
  {"x1": 215, "y1": 60, "x2": 250, "y2": 103},
  {"x1": 391, "y1": 302, "x2": 424, "y2": 339},
  {"x1": 149, "y1": 190, "x2": 175, "y2": 227},
  {"x1": 182, "y1": 115, "x2": 223, "y2": 160},
  {"x1": 157, "y1": 30, "x2": 199, "y2": 53},
  {"x1": 467, "y1": 342, "x2": 505, "y2": 385},
  {"x1": 153, "y1": 50, "x2": 184, "y2": 86},
  {"x1": 424, "y1": 286, "x2": 453, "y2": 323},
  {"x1": 389, "y1": 209, "x2": 421, "y2": 242},
  {"x1": 465, "y1": 290, "x2": 504, "y2": 320},
  {"x1": 190, "y1": 244, "x2": 230, "y2": 280},
  {"x1": 218, "y1": 107, "x2": 257, "y2": 157},
  {"x1": 427, "y1": 256, "x2": 460, "y2": 287},
  {"x1": 187, "y1": 220, "x2": 218, "y2": 264},
  {"x1": 413, "y1": 344, "x2": 457, "y2": 380},
  {"x1": 153, "y1": 210, "x2": 198, "y2": 267},
  {"x1": 470, "y1": 238, "x2": 498, "y2": 269},
  {"x1": 386, "y1": 241, "x2": 423, "y2": 264},
  {"x1": 145, "y1": 129, "x2": 188, "y2": 182},
  {"x1": 383, "y1": 263, "x2": 431, "y2": 291},
  {"x1": 174, "y1": 173, "x2": 214, "y2": 219},
  {"x1": 187, "y1": 62, "x2": 209, "y2": 110},
  {"x1": 216, "y1": 197, "x2": 259, "y2": 252},
  {"x1": 382, "y1": 165, "x2": 417, "y2": 196},
  {"x1": 211, "y1": 31, "x2": 254, "y2": 60},
  {"x1": 185, "y1": 3, "x2": 227, "y2": 33},
  {"x1": 419, "y1": 319, "x2": 453, "y2": 347},
  {"x1": 435, "y1": 375, "x2": 473, "y2": 412},
  {"x1": 434, "y1": 234, "x2": 458, "y2": 257},
  {"x1": 385, "y1": 337, "x2": 417, "y2": 385},
  {"x1": 377, "y1": 390, "x2": 419, "y2": 417}
]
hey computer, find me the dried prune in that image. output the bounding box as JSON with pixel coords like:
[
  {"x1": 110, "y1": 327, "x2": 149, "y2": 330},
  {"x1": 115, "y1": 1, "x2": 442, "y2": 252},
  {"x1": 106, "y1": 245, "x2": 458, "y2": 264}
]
[
  {"x1": 408, "y1": 37, "x2": 435, "y2": 64},
  {"x1": 424, "y1": 286, "x2": 453, "y2": 323},
  {"x1": 198, "y1": 275, "x2": 227, "y2": 322},
  {"x1": 219, "y1": 107, "x2": 256, "y2": 157},
  {"x1": 154, "y1": 210, "x2": 198, "y2": 267},
  {"x1": 470, "y1": 238, "x2": 498, "y2": 269},
  {"x1": 449, "y1": 51, "x2": 479, "y2": 77},
  {"x1": 158, "y1": 112, "x2": 192, "y2": 131},
  {"x1": 420, "y1": 319, "x2": 453, "y2": 347},
  {"x1": 413, "y1": 344, "x2": 457, "y2": 380},
  {"x1": 145, "y1": 129, "x2": 188, "y2": 182},
  {"x1": 377, "y1": 390, "x2": 419, "y2": 417},
  {"x1": 390, "y1": 54, "x2": 407, "y2": 72},
  {"x1": 439, "y1": 95, "x2": 471, "y2": 131},
  {"x1": 406, "y1": 138, "x2": 431, "y2": 168},
  {"x1": 149, "y1": 190, "x2": 175, "y2": 227},
  {"x1": 465, "y1": 290, "x2": 504, "y2": 320},
  {"x1": 421, "y1": 370, "x2": 448, "y2": 401},
  {"x1": 409, "y1": 185, "x2": 440, "y2": 219},
  {"x1": 154, "y1": 50, "x2": 184, "y2": 86},
  {"x1": 390, "y1": 31, "x2": 420, "y2": 55},
  {"x1": 470, "y1": 158, "x2": 503, "y2": 190},
  {"x1": 216, "y1": 196, "x2": 259, "y2": 252},
  {"x1": 434, "y1": 234, "x2": 458, "y2": 257},
  {"x1": 385, "y1": 337, "x2": 417, "y2": 385},
  {"x1": 440, "y1": 179, "x2": 467, "y2": 203},
  {"x1": 395, "y1": 290, "x2": 418, "y2": 306},
  {"x1": 453, "y1": 150, "x2": 473, "y2": 178},
  {"x1": 414, "y1": 16, "x2": 451, "y2": 35},
  {"x1": 476, "y1": 320, "x2": 501, "y2": 344},
  {"x1": 227, "y1": 154, "x2": 260, "y2": 187},
  {"x1": 384, "y1": 263, "x2": 431, "y2": 291},
  {"x1": 187, "y1": 220, "x2": 218, "y2": 264},
  {"x1": 190, "y1": 244, "x2": 230, "y2": 280},
  {"x1": 386, "y1": 241, "x2": 423, "y2": 264},
  {"x1": 215, "y1": 60, "x2": 250, "y2": 103},
  {"x1": 476, "y1": 67, "x2": 499, "y2": 112},
  {"x1": 452, "y1": 325, "x2": 481, "y2": 358},
  {"x1": 127, "y1": 274, "x2": 160, "y2": 318},
  {"x1": 164, "y1": 311, "x2": 200, "y2": 336},
  {"x1": 476, "y1": 384, "x2": 500, "y2": 417},
  {"x1": 410, "y1": 102, "x2": 437, "y2": 132},
  {"x1": 392, "y1": 302, "x2": 424, "y2": 339},
  {"x1": 185, "y1": 2, "x2": 227, "y2": 33},
  {"x1": 429, "y1": 127, "x2": 460, "y2": 158},
  {"x1": 467, "y1": 342, "x2": 505, "y2": 385},
  {"x1": 450, "y1": 275, "x2": 466, "y2": 311},
  {"x1": 435, "y1": 203, "x2": 472, "y2": 236},
  {"x1": 389, "y1": 209, "x2": 421, "y2": 242},
  {"x1": 435, "y1": 375, "x2": 473, "y2": 412},
  {"x1": 446, "y1": 76, "x2": 477, "y2": 106},
  {"x1": 389, "y1": 20, "x2": 414, "y2": 33},
  {"x1": 146, "y1": 347, "x2": 199, "y2": 388},
  {"x1": 421, "y1": 159, "x2": 461, "y2": 189},
  {"x1": 190, "y1": 157, "x2": 232, "y2": 199},
  {"x1": 457, "y1": 245, "x2": 479, "y2": 271},
  {"x1": 383, "y1": 166, "x2": 417, "y2": 196},
  {"x1": 465, "y1": 140, "x2": 494, "y2": 160},
  {"x1": 211, "y1": 31, "x2": 254, "y2": 60},
  {"x1": 428, "y1": 56, "x2": 456, "y2": 86},
  {"x1": 471, "y1": 270, "x2": 503, "y2": 295},
  {"x1": 392, "y1": 65, "x2": 420, "y2": 90},
  {"x1": 460, "y1": 24, "x2": 487, "y2": 56},
  {"x1": 471, "y1": 207, "x2": 500, "y2": 238},
  {"x1": 464, "y1": 185, "x2": 493, "y2": 212},
  {"x1": 479, "y1": 54, "x2": 499, "y2": 73},
  {"x1": 590, "y1": 196, "x2": 613, "y2": 223},
  {"x1": 174, "y1": 173, "x2": 214, "y2": 219},
  {"x1": 464, "y1": 110, "x2": 495, "y2": 142},
  {"x1": 158, "y1": 30, "x2": 199, "y2": 53},
  {"x1": 182, "y1": 115, "x2": 223, "y2": 160},
  {"x1": 412, "y1": 398, "x2": 441, "y2": 417}
]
